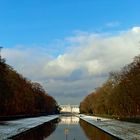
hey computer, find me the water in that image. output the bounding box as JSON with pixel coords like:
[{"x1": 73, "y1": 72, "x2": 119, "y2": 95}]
[{"x1": 12, "y1": 115, "x2": 117, "y2": 140}]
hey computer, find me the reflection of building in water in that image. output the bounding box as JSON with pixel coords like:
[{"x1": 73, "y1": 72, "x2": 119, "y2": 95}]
[
  {"x1": 60, "y1": 116, "x2": 79, "y2": 124},
  {"x1": 60, "y1": 105, "x2": 79, "y2": 113}
]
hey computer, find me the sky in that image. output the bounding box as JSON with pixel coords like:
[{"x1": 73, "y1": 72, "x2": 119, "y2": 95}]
[{"x1": 0, "y1": 0, "x2": 140, "y2": 104}]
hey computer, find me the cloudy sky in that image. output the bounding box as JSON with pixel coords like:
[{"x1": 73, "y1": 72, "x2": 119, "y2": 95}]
[{"x1": 0, "y1": 0, "x2": 140, "y2": 104}]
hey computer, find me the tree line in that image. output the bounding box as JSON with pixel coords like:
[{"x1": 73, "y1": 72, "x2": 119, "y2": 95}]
[
  {"x1": 0, "y1": 57, "x2": 60, "y2": 116},
  {"x1": 80, "y1": 55, "x2": 140, "y2": 120}
]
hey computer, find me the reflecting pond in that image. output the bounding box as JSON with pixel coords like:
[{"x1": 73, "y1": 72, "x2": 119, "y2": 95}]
[{"x1": 12, "y1": 115, "x2": 118, "y2": 140}]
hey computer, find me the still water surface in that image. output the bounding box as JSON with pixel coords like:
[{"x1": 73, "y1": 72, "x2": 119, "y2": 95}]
[{"x1": 13, "y1": 115, "x2": 117, "y2": 140}]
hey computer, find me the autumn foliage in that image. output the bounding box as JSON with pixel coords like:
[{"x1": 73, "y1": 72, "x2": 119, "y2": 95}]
[
  {"x1": 80, "y1": 55, "x2": 140, "y2": 119},
  {"x1": 0, "y1": 58, "x2": 59, "y2": 116}
]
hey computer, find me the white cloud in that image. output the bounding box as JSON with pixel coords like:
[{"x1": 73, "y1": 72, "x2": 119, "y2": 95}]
[
  {"x1": 132, "y1": 26, "x2": 140, "y2": 33},
  {"x1": 2, "y1": 27, "x2": 140, "y2": 104},
  {"x1": 106, "y1": 21, "x2": 120, "y2": 27},
  {"x1": 2, "y1": 46, "x2": 51, "y2": 80}
]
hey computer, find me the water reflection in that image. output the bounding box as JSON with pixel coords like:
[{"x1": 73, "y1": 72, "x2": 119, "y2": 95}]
[
  {"x1": 79, "y1": 119, "x2": 117, "y2": 140},
  {"x1": 60, "y1": 115, "x2": 79, "y2": 124},
  {"x1": 12, "y1": 116, "x2": 118, "y2": 140},
  {"x1": 12, "y1": 119, "x2": 58, "y2": 140},
  {"x1": 44, "y1": 115, "x2": 88, "y2": 140}
]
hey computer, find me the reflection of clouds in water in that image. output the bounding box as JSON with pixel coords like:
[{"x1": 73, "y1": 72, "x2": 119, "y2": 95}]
[
  {"x1": 60, "y1": 116, "x2": 79, "y2": 125},
  {"x1": 47, "y1": 116, "x2": 88, "y2": 140}
]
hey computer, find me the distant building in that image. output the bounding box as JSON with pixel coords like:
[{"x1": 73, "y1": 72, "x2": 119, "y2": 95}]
[{"x1": 60, "y1": 105, "x2": 79, "y2": 113}]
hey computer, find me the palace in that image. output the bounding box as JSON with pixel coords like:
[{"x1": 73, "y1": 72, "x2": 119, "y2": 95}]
[{"x1": 60, "y1": 105, "x2": 79, "y2": 113}]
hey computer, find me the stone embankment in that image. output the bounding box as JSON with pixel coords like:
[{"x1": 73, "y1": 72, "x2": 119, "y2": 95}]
[
  {"x1": 0, "y1": 115, "x2": 59, "y2": 140},
  {"x1": 79, "y1": 114, "x2": 140, "y2": 140}
]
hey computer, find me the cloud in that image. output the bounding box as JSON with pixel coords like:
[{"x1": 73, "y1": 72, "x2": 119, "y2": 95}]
[
  {"x1": 131, "y1": 26, "x2": 140, "y2": 33},
  {"x1": 106, "y1": 21, "x2": 121, "y2": 28},
  {"x1": 2, "y1": 46, "x2": 51, "y2": 80},
  {"x1": 2, "y1": 27, "x2": 140, "y2": 104}
]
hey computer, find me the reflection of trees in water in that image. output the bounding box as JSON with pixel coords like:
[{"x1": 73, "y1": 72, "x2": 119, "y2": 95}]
[
  {"x1": 79, "y1": 119, "x2": 117, "y2": 140},
  {"x1": 13, "y1": 119, "x2": 59, "y2": 140}
]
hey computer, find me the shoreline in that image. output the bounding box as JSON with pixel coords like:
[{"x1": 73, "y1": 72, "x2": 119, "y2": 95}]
[
  {"x1": 79, "y1": 114, "x2": 140, "y2": 140},
  {"x1": 0, "y1": 113, "x2": 57, "y2": 121},
  {"x1": 0, "y1": 115, "x2": 59, "y2": 140}
]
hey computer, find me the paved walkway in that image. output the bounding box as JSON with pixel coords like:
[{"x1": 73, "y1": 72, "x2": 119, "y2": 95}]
[
  {"x1": 79, "y1": 114, "x2": 140, "y2": 140},
  {"x1": 0, "y1": 115, "x2": 59, "y2": 140}
]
